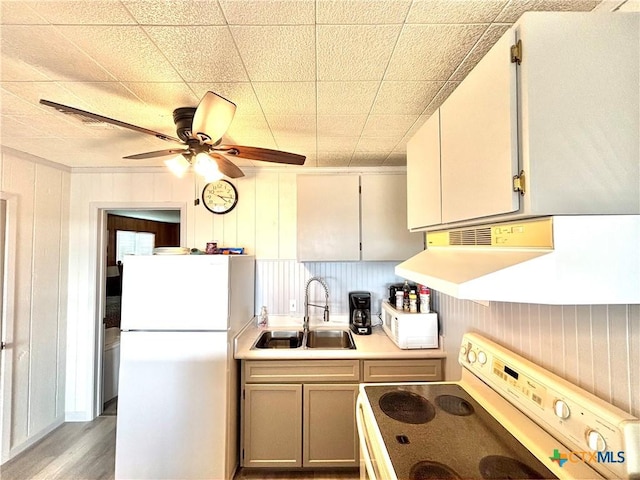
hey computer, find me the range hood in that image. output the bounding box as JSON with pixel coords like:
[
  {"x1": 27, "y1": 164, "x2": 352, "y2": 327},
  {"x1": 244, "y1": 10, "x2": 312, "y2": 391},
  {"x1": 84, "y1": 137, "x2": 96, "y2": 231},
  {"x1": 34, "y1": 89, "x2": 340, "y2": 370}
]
[{"x1": 395, "y1": 216, "x2": 640, "y2": 305}]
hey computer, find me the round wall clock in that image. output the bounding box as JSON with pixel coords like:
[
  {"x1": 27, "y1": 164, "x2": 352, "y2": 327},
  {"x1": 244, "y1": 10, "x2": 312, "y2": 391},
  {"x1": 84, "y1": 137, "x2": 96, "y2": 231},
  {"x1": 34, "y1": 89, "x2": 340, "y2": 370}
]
[{"x1": 202, "y1": 180, "x2": 239, "y2": 214}]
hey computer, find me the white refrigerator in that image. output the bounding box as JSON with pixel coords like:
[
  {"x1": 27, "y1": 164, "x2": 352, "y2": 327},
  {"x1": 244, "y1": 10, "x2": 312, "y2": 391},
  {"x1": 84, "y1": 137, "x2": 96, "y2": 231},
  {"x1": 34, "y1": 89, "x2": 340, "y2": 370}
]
[{"x1": 114, "y1": 254, "x2": 255, "y2": 480}]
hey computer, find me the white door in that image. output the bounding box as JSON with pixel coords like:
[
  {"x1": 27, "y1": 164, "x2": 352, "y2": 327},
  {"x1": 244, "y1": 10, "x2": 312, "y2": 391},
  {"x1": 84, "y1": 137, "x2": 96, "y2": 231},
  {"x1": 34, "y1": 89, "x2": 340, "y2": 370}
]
[
  {"x1": 115, "y1": 331, "x2": 228, "y2": 480},
  {"x1": 121, "y1": 255, "x2": 230, "y2": 331}
]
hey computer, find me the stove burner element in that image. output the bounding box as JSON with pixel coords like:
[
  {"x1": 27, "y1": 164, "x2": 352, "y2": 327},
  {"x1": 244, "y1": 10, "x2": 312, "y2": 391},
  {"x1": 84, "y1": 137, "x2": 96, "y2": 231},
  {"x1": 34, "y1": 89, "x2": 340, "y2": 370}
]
[
  {"x1": 379, "y1": 391, "x2": 435, "y2": 424},
  {"x1": 410, "y1": 461, "x2": 461, "y2": 480},
  {"x1": 436, "y1": 394, "x2": 475, "y2": 416},
  {"x1": 479, "y1": 455, "x2": 547, "y2": 480}
]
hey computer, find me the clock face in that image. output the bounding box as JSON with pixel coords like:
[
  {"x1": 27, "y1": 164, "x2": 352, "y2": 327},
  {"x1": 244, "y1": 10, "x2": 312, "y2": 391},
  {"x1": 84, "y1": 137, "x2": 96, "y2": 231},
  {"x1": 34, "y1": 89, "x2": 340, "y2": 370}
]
[{"x1": 202, "y1": 180, "x2": 239, "y2": 214}]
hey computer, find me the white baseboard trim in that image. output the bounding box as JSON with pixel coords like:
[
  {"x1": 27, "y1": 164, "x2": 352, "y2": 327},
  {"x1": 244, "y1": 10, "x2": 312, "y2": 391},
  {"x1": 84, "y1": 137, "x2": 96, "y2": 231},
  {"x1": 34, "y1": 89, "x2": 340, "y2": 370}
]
[
  {"x1": 64, "y1": 411, "x2": 93, "y2": 422},
  {"x1": 4, "y1": 416, "x2": 65, "y2": 464}
]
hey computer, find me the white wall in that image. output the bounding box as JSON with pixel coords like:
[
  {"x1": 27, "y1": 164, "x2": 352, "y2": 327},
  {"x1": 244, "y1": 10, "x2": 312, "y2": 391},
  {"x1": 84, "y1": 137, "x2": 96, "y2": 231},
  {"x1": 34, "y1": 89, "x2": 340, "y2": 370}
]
[
  {"x1": 0, "y1": 147, "x2": 70, "y2": 460},
  {"x1": 432, "y1": 292, "x2": 640, "y2": 418}
]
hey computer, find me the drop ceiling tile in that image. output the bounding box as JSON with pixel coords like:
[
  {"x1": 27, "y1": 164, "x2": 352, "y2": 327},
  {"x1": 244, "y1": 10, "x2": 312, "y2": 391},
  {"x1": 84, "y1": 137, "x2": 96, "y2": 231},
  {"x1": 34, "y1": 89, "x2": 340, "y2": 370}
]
[
  {"x1": 406, "y1": 0, "x2": 507, "y2": 23},
  {"x1": 384, "y1": 24, "x2": 488, "y2": 81},
  {"x1": 2, "y1": 81, "x2": 104, "y2": 113},
  {"x1": 317, "y1": 115, "x2": 367, "y2": 137},
  {"x1": 317, "y1": 152, "x2": 352, "y2": 167},
  {"x1": 1, "y1": 115, "x2": 50, "y2": 138},
  {"x1": 350, "y1": 152, "x2": 386, "y2": 166},
  {"x1": 371, "y1": 81, "x2": 444, "y2": 114},
  {"x1": 422, "y1": 81, "x2": 459, "y2": 116},
  {"x1": 188, "y1": 83, "x2": 262, "y2": 115},
  {"x1": 383, "y1": 152, "x2": 407, "y2": 166},
  {"x1": 122, "y1": 83, "x2": 199, "y2": 112},
  {"x1": 224, "y1": 114, "x2": 272, "y2": 139},
  {"x1": 354, "y1": 137, "x2": 400, "y2": 153},
  {"x1": 317, "y1": 25, "x2": 402, "y2": 81},
  {"x1": 223, "y1": 135, "x2": 278, "y2": 150},
  {"x1": 317, "y1": 0, "x2": 411, "y2": 24},
  {"x1": 231, "y1": 26, "x2": 315, "y2": 81},
  {"x1": 122, "y1": 0, "x2": 227, "y2": 25},
  {"x1": 24, "y1": 1, "x2": 137, "y2": 24},
  {"x1": 1, "y1": 25, "x2": 115, "y2": 81},
  {"x1": 317, "y1": 136, "x2": 359, "y2": 152},
  {"x1": 266, "y1": 115, "x2": 316, "y2": 136},
  {"x1": 56, "y1": 26, "x2": 182, "y2": 82},
  {"x1": 253, "y1": 82, "x2": 316, "y2": 115},
  {"x1": 144, "y1": 26, "x2": 248, "y2": 82},
  {"x1": 1, "y1": 2, "x2": 47, "y2": 24},
  {"x1": 273, "y1": 135, "x2": 316, "y2": 154},
  {"x1": 450, "y1": 24, "x2": 511, "y2": 81},
  {"x1": 220, "y1": 0, "x2": 315, "y2": 24},
  {"x1": 317, "y1": 81, "x2": 379, "y2": 115},
  {"x1": 495, "y1": 0, "x2": 600, "y2": 23},
  {"x1": 0, "y1": 55, "x2": 52, "y2": 82},
  {"x1": 361, "y1": 114, "x2": 419, "y2": 138}
]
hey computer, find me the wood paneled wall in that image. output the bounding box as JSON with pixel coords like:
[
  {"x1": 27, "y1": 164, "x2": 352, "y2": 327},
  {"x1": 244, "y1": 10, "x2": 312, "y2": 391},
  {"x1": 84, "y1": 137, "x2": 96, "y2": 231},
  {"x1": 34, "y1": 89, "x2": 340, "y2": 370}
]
[
  {"x1": 106, "y1": 214, "x2": 179, "y2": 266},
  {"x1": 0, "y1": 147, "x2": 70, "y2": 461}
]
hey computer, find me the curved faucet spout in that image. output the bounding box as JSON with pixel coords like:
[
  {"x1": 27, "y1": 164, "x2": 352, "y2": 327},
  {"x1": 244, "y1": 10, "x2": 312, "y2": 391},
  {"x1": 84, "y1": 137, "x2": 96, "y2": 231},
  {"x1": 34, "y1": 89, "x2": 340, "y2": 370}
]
[{"x1": 304, "y1": 276, "x2": 330, "y2": 331}]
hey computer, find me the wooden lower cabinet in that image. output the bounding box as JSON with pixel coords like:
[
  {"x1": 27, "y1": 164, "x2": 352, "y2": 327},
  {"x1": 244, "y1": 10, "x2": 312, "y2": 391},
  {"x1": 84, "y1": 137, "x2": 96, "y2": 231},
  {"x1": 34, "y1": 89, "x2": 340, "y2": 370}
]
[
  {"x1": 303, "y1": 384, "x2": 359, "y2": 468},
  {"x1": 241, "y1": 358, "x2": 443, "y2": 469},
  {"x1": 242, "y1": 384, "x2": 303, "y2": 468}
]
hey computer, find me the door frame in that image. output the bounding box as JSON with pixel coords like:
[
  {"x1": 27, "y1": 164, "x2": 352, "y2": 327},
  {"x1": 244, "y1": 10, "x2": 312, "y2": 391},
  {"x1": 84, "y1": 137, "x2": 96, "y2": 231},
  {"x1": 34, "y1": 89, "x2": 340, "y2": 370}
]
[
  {"x1": 0, "y1": 192, "x2": 18, "y2": 463},
  {"x1": 92, "y1": 202, "x2": 186, "y2": 418}
]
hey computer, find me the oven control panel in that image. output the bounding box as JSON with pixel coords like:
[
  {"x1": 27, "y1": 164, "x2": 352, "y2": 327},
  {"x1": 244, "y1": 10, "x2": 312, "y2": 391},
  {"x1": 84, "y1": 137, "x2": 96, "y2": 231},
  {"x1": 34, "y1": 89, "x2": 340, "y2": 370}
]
[{"x1": 459, "y1": 333, "x2": 639, "y2": 480}]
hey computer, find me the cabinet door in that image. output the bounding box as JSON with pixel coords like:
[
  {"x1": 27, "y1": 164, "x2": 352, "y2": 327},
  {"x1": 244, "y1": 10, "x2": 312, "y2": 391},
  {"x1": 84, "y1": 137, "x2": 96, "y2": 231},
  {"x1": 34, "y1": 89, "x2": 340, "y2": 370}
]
[
  {"x1": 242, "y1": 384, "x2": 302, "y2": 468},
  {"x1": 440, "y1": 29, "x2": 519, "y2": 224},
  {"x1": 406, "y1": 110, "x2": 442, "y2": 229},
  {"x1": 303, "y1": 384, "x2": 359, "y2": 468},
  {"x1": 361, "y1": 174, "x2": 424, "y2": 261},
  {"x1": 297, "y1": 174, "x2": 360, "y2": 261}
]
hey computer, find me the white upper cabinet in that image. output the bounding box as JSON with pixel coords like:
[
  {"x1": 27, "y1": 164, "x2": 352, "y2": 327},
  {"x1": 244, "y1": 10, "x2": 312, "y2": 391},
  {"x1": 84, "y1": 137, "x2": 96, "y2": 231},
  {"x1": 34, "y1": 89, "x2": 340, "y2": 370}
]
[
  {"x1": 407, "y1": 12, "x2": 640, "y2": 230},
  {"x1": 297, "y1": 174, "x2": 360, "y2": 261},
  {"x1": 440, "y1": 29, "x2": 519, "y2": 225},
  {"x1": 297, "y1": 173, "x2": 423, "y2": 261},
  {"x1": 407, "y1": 110, "x2": 442, "y2": 230}
]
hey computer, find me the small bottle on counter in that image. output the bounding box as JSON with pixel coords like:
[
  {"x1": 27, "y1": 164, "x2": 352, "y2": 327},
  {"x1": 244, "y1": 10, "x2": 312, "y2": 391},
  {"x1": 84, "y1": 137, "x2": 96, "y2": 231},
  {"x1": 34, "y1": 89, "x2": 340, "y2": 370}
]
[
  {"x1": 409, "y1": 290, "x2": 418, "y2": 313},
  {"x1": 395, "y1": 291, "x2": 404, "y2": 310},
  {"x1": 257, "y1": 306, "x2": 269, "y2": 328},
  {"x1": 419, "y1": 285, "x2": 430, "y2": 313},
  {"x1": 402, "y1": 280, "x2": 411, "y2": 312}
]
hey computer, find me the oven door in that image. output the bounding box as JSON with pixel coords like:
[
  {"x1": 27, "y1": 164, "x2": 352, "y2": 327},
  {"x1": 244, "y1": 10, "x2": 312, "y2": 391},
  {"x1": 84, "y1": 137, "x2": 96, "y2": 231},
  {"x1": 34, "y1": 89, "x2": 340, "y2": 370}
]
[{"x1": 356, "y1": 393, "x2": 395, "y2": 480}]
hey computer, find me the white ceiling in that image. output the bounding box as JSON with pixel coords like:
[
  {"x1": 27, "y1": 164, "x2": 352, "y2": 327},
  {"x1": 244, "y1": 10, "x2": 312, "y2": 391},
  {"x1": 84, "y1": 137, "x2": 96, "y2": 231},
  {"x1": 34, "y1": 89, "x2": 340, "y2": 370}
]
[{"x1": 0, "y1": 0, "x2": 605, "y2": 170}]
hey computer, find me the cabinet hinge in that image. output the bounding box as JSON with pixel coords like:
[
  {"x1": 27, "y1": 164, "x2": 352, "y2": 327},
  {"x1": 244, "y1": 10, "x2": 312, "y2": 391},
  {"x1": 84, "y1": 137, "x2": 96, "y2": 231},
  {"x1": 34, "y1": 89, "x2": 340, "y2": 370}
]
[
  {"x1": 510, "y1": 39, "x2": 522, "y2": 65},
  {"x1": 242, "y1": 389, "x2": 245, "y2": 400},
  {"x1": 513, "y1": 170, "x2": 526, "y2": 195},
  {"x1": 0, "y1": 341, "x2": 5, "y2": 350},
  {"x1": 242, "y1": 449, "x2": 244, "y2": 460}
]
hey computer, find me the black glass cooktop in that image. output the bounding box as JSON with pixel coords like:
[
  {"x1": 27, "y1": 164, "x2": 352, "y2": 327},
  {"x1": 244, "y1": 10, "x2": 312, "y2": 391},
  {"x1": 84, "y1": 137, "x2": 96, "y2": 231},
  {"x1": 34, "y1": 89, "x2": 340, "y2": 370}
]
[{"x1": 363, "y1": 383, "x2": 556, "y2": 480}]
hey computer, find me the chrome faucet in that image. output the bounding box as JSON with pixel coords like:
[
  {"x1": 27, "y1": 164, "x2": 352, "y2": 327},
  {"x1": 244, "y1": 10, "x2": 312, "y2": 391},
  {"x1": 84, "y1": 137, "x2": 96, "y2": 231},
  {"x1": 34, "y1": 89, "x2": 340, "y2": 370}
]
[{"x1": 303, "y1": 276, "x2": 330, "y2": 332}]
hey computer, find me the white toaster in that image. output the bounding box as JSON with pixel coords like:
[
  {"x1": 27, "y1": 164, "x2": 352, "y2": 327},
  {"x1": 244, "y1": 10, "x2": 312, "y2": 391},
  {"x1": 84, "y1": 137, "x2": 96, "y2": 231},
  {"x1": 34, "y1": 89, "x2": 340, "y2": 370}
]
[{"x1": 381, "y1": 301, "x2": 439, "y2": 349}]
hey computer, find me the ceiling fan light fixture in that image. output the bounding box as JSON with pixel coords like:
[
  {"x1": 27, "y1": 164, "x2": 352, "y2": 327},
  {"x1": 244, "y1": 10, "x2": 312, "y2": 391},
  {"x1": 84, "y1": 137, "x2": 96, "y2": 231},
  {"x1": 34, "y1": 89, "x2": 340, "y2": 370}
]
[
  {"x1": 192, "y1": 91, "x2": 237, "y2": 144},
  {"x1": 194, "y1": 152, "x2": 223, "y2": 182},
  {"x1": 164, "y1": 155, "x2": 190, "y2": 178}
]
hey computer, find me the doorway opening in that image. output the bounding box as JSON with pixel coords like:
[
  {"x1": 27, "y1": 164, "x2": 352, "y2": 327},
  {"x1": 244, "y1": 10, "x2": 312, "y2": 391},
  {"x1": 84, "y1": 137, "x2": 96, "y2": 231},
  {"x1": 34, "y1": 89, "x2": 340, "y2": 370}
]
[{"x1": 95, "y1": 206, "x2": 183, "y2": 419}]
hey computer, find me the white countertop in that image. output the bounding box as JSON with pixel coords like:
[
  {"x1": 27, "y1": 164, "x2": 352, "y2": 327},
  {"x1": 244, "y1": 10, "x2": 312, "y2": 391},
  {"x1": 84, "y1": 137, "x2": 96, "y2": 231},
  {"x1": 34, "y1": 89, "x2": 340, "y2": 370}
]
[{"x1": 234, "y1": 315, "x2": 446, "y2": 360}]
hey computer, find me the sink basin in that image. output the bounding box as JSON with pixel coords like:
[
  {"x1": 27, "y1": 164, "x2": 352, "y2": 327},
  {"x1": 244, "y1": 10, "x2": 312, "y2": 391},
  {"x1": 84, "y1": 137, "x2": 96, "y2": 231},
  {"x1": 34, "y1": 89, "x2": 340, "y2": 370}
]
[
  {"x1": 305, "y1": 330, "x2": 356, "y2": 349},
  {"x1": 253, "y1": 330, "x2": 304, "y2": 349}
]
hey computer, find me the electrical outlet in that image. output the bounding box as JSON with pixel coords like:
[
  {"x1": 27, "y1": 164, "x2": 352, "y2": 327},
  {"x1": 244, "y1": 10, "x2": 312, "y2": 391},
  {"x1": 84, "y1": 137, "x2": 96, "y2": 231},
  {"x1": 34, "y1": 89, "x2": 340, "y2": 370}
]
[{"x1": 289, "y1": 299, "x2": 296, "y2": 312}]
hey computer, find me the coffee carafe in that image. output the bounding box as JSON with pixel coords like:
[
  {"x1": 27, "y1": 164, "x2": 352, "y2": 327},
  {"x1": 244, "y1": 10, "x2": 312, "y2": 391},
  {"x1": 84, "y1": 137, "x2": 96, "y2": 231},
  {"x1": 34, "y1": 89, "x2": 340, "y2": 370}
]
[{"x1": 349, "y1": 291, "x2": 372, "y2": 335}]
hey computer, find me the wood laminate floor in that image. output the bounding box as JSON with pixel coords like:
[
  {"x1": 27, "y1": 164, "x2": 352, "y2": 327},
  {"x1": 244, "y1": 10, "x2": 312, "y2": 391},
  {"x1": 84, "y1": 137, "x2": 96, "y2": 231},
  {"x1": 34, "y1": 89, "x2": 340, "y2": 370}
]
[{"x1": 0, "y1": 414, "x2": 359, "y2": 480}]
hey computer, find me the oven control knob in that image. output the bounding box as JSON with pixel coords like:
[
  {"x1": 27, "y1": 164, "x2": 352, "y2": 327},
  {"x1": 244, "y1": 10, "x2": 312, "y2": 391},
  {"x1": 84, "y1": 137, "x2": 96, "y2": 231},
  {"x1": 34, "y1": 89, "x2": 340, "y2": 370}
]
[
  {"x1": 586, "y1": 429, "x2": 606, "y2": 452},
  {"x1": 554, "y1": 400, "x2": 571, "y2": 420},
  {"x1": 460, "y1": 346, "x2": 467, "y2": 357},
  {"x1": 477, "y1": 351, "x2": 487, "y2": 365},
  {"x1": 467, "y1": 350, "x2": 477, "y2": 364}
]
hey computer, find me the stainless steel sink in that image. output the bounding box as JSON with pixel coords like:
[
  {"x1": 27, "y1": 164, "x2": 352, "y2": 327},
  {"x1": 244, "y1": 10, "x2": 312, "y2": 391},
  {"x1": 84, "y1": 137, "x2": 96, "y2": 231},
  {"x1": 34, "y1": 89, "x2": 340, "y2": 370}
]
[
  {"x1": 253, "y1": 330, "x2": 304, "y2": 349},
  {"x1": 305, "y1": 330, "x2": 356, "y2": 349}
]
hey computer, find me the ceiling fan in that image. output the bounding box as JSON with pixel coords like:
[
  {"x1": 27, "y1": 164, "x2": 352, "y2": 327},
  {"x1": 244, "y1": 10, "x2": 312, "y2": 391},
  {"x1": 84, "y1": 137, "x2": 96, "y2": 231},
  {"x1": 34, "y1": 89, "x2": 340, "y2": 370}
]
[{"x1": 39, "y1": 91, "x2": 306, "y2": 179}]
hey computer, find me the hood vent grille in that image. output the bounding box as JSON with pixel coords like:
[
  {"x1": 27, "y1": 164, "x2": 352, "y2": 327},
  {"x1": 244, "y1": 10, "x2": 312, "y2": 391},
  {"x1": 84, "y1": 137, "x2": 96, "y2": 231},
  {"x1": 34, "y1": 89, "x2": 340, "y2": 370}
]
[{"x1": 450, "y1": 227, "x2": 492, "y2": 246}]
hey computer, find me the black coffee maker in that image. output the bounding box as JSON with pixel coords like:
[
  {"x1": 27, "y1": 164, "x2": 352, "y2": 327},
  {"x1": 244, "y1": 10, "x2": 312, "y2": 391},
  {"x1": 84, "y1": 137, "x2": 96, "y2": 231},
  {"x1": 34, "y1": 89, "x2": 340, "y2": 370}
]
[{"x1": 349, "y1": 291, "x2": 372, "y2": 335}]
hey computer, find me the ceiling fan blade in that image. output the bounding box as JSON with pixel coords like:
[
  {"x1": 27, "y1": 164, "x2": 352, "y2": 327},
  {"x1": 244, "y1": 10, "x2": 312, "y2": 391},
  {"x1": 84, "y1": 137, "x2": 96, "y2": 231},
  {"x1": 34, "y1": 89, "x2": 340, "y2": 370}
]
[
  {"x1": 39, "y1": 99, "x2": 182, "y2": 143},
  {"x1": 123, "y1": 148, "x2": 188, "y2": 160},
  {"x1": 192, "y1": 91, "x2": 237, "y2": 145},
  {"x1": 215, "y1": 145, "x2": 306, "y2": 165},
  {"x1": 210, "y1": 153, "x2": 245, "y2": 179}
]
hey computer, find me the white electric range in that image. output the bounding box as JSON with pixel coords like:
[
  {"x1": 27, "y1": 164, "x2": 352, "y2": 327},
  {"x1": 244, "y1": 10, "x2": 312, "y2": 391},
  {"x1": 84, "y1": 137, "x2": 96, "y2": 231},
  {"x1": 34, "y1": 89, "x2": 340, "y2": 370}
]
[{"x1": 356, "y1": 333, "x2": 639, "y2": 480}]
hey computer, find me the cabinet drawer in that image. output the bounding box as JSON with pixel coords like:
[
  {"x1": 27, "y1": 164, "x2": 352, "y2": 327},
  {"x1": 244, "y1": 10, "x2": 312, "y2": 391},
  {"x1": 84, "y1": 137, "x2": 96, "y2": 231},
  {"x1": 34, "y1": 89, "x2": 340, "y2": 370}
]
[
  {"x1": 363, "y1": 359, "x2": 443, "y2": 382},
  {"x1": 244, "y1": 360, "x2": 361, "y2": 383}
]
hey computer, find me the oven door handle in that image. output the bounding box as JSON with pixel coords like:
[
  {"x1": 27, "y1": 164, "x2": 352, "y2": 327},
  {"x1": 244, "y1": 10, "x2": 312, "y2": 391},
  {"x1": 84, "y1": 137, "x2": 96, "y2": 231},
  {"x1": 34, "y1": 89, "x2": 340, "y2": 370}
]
[{"x1": 356, "y1": 394, "x2": 378, "y2": 480}]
